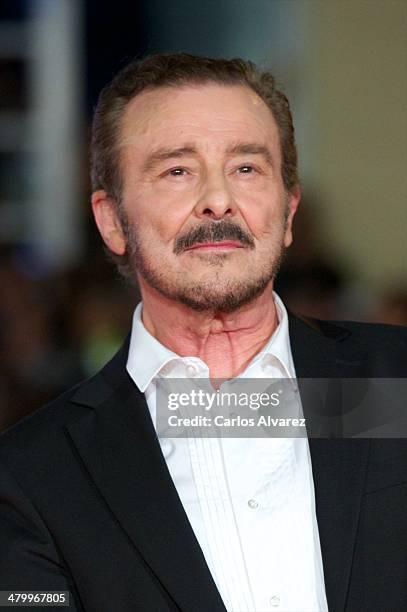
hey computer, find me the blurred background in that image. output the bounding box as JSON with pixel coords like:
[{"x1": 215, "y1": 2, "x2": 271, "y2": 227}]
[{"x1": 0, "y1": 0, "x2": 406, "y2": 430}]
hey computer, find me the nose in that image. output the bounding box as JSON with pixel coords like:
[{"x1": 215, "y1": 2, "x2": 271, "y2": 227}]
[{"x1": 194, "y1": 172, "x2": 237, "y2": 220}]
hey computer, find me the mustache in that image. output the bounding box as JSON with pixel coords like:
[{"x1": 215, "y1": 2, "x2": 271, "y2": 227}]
[{"x1": 173, "y1": 220, "x2": 255, "y2": 254}]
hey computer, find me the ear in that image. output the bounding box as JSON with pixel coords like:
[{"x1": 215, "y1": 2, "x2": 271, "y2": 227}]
[
  {"x1": 283, "y1": 187, "x2": 301, "y2": 248},
  {"x1": 91, "y1": 190, "x2": 126, "y2": 255}
]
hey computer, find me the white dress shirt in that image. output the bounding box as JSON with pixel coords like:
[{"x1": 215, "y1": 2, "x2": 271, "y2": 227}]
[{"x1": 126, "y1": 293, "x2": 328, "y2": 612}]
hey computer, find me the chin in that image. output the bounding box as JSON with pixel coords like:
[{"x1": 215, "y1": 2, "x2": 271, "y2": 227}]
[{"x1": 172, "y1": 276, "x2": 272, "y2": 314}]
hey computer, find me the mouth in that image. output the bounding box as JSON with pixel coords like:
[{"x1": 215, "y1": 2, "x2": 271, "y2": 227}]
[{"x1": 184, "y1": 241, "x2": 245, "y2": 252}]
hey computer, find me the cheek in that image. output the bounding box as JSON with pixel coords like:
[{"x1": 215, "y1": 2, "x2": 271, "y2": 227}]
[
  {"x1": 130, "y1": 191, "x2": 193, "y2": 243},
  {"x1": 238, "y1": 197, "x2": 283, "y2": 239}
]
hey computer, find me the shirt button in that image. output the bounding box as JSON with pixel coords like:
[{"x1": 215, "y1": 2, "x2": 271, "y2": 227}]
[
  {"x1": 186, "y1": 364, "x2": 198, "y2": 376},
  {"x1": 270, "y1": 595, "x2": 280, "y2": 607},
  {"x1": 247, "y1": 498, "x2": 259, "y2": 509}
]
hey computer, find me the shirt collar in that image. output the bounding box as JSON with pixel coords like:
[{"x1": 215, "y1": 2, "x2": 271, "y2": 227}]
[
  {"x1": 247, "y1": 292, "x2": 296, "y2": 378},
  {"x1": 126, "y1": 301, "x2": 179, "y2": 392},
  {"x1": 126, "y1": 292, "x2": 295, "y2": 392}
]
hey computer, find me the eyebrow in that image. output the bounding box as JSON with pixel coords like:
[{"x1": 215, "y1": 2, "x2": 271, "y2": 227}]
[
  {"x1": 141, "y1": 141, "x2": 274, "y2": 173},
  {"x1": 225, "y1": 142, "x2": 274, "y2": 168},
  {"x1": 142, "y1": 146, "x2": 197, "y2": 173}
]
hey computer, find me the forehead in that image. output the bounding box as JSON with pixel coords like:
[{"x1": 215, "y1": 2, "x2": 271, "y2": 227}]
[{"x1": 119, "y1": 83, "x2": 281, "y2": 154}]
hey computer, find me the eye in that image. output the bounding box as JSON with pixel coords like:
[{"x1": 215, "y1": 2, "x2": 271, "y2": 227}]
[
  {"x1": 166, "y1": 167, "x2": 188, "y2": 177},
  {"x1": 237, "y1": 165, "x2": 256, "y2": 174}
]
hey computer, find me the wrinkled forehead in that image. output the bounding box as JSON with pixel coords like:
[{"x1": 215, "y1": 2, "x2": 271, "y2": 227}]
[{"x1": 118, "y1": 82, "x2": 281, "y2": 155}]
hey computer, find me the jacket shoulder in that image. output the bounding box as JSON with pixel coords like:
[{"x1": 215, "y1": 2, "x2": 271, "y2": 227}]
[
  {"x1": 290, "y1": 312, "x2": 406, "y2": 377},
  {"x1": 0, "y1": 365, "x2": 118, "y2": 473},
  {"x1": 0, "y1": 335, "x2": 130, "y2": 452},
  {"x1": 0, "y1": 382, "x2": 89, "y2": 460},
  {"x1": 297, "y1": 312, "x2": 407, "y2": 345},
  {"x1": 327, "y1": 319, "x2": 407, "y2": 348}
]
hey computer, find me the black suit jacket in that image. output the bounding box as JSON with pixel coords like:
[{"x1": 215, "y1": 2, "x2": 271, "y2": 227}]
[{"x1": 0, "y1": 314, "x2": 406, "y2": 612}]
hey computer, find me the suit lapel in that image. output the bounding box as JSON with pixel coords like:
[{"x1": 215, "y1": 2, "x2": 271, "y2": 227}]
[
  {"x1": 289, "y1": 314, "x2": 370, "y2": 612},
  {"x1": 67, "y1": 348, "x2": 226, "y2": 612}
]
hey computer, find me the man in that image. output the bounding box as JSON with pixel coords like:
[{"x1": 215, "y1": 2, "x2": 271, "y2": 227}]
[{"x1": 0, "y1": 54, "x2": 406, "y2": 612}]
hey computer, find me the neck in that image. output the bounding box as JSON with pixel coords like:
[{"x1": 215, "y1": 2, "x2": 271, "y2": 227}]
[{"x1": 139, "y1": 281, "x2": 279, "y2": 379}]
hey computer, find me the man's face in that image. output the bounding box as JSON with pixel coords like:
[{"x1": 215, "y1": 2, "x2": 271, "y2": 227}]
[{"x1": 98, "y1": 83, "x2": 299, "y2": 312}]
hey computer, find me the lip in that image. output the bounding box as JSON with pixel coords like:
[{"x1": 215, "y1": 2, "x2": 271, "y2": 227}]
[{"x1": 184, "y1": 241, "x2": 244, "y2": 252}]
